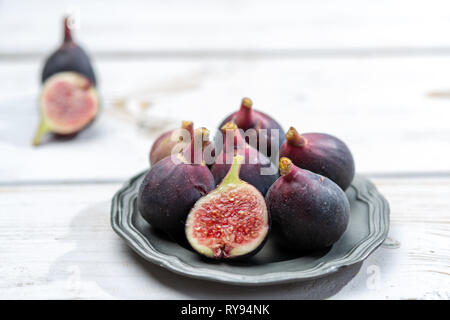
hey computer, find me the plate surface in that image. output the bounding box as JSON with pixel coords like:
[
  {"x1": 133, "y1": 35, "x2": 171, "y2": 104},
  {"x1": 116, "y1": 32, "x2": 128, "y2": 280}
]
[{"x1": 111, "y1": 171, "x2": 389, "y2": 285}]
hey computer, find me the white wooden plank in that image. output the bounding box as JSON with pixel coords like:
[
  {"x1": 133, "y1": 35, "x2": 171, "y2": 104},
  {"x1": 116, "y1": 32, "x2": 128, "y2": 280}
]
[
  {"x1": 0, "y1": 178, "x2": 448, "y2": 299},
  {"x1": 2, "y1": 0, "x2": 450, "y2": 55},
  {"x1": 1, "y1": 56, "x2": 450, "y2": 182}
]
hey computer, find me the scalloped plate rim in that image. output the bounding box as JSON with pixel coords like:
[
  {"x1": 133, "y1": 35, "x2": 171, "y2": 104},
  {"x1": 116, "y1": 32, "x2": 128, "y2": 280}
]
[{"x1": 111, "y1": 171, "x2": 390, "y2": 286}]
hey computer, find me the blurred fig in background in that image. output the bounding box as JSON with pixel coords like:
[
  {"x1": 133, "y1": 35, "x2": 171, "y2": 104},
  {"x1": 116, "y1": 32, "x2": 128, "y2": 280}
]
[{"x1": 33, "y1": 16, "x2": 99, "y2": 146}]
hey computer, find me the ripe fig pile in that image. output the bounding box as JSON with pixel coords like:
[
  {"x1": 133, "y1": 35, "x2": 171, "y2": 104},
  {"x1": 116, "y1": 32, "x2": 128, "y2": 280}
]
[{"x1": 137, "y1": 96, "x2": 357, "y2": 260}]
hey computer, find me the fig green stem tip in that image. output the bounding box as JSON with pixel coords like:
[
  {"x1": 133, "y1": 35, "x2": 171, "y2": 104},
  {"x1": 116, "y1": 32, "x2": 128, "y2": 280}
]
[
  {"x1": 32, "y1": 120, "x2": 49, "y2": 146},
  {"x1": 220, "y1": 155, "x2": 244, "y2": 187}
]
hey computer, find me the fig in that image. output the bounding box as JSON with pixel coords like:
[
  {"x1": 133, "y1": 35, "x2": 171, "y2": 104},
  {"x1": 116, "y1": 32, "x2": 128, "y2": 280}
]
[
  {"x1": 149, "y1": 121, "x2": 194, "y2": 166},
  {"x1": 211, "y1": 121, "x2": 279, "y2": 196},
  {"x1": 33, "y1": 17, "x2": 99, "y2": 146},
  {"x1": 137, "y1": 128, "x2": 215, "y2": 241},
  {"x1": 266, "y1": 157, "x2": 350, "y2": 252},
  {"x1": 279, "y1": 127, "x2": 355, "y2": 190},
  {"x1": 42, "y1": 17, "x2": 96, "y2": 85},
  {"x1": 219, "y1": 98, "x2": 285, "y2": 159},
  {"x1": 186, "y1": 155, "x2": 269, "y2": 259}
]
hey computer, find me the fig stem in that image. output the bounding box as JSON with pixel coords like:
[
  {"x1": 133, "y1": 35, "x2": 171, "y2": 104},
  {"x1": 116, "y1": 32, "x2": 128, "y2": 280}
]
[
  {"x1": 220, "y1": 155, "x2": 244, "y2": 187},
  {"x1": 221, "y1": 121, "x2": 238, "y2": 132},
  {"x1": 179, "y1": 121, "x2": 194, "y2": 142},
  {"x1": 32, "y1": 120, "x2": 49, "y2": 146},
  {"x1": 279, "y1": 157, "x2": 293, "y2": 176},
  {"x1": 63, "y1": 16, "x2": 73, "y2": 43},
  {"x1": 241, "y1": 97, "x2": 253, "y2": 109},
  {"x1": 235, "y1": 97, "x2": 255, "y2": 129},
  {"x1": 286, "y1": 127, "x2": 307, "y2": 147},
  {"x1": 182, "y1": 127, "x2": 210, "y2": 164}
]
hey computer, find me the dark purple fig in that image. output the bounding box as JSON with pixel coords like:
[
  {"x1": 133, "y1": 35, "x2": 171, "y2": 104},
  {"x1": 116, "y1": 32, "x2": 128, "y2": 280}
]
[
  {"x1": 219, "y1": 98, "x2": 285, "y2": 158},
  {"x1": 266, "y1": 157, "x2": 350, "y2": 252},
  {"x1": 42, "y1": 17, "x2": 96, "y2": 85},
  {"x1": 211, "y1": 121, "x2": 279, "y2": 196},
  {"x1": 149, "y1": 121, "x2": 194, "y2": 166},
  {"x1": 138, "y1": 129, "x2": 215, "y2": 241},
  {"x1": 279, "y1": 127, "x2": 355, "y2": 190},
  {"x1": 186, "y1": 155, "x2": 269, "y2": 259},
  {"x1": 33, "y1": 17, "x2": 99, "y2": 146}
]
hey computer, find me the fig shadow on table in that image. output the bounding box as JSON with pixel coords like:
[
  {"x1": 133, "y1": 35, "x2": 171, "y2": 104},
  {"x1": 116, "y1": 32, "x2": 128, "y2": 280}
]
[{"x1": 47, "y1": 201, "x2": 363, "y2": 299}]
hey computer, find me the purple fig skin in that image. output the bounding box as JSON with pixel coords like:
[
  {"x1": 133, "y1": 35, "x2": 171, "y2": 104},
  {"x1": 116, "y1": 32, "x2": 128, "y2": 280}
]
[
  {"x1": 149, "y1": 121, "x2": 194, "y2": 166},
  {"x1": 211, "y1": 122, "x2": 279, "y2": 196},
  {"x1": 42, "y1": 17, "x2": 96, "y2": 85},
  {"x1": 138, "y1": 155, "x2": 215, "y2": 241},
  {"x1": 211, "y1": 155, "x2": 278, "y2": 196},
  {"x1": 280, "y1": 128, "x2": 355, "y2": 191},
  {"x1": 219, "y1": 98, "x2": 285, "y2": 158},
  {"x1": 266, "y1": 158, "x2": 350, "y2": 252},
  {"x1": 185, "y1": 155, "x2": 270, "y2": 260}
]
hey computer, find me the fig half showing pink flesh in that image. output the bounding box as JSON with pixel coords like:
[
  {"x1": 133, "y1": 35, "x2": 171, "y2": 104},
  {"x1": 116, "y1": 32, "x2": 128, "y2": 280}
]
[
  {"x1": 33, "y1": 72, "x2": 99, "y2": 146},
  {"x1": 186, "y1": 155, "x2": 269, "y2": 259}
]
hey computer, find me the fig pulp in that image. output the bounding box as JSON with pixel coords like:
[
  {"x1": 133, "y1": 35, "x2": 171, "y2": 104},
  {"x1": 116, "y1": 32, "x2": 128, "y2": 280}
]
[
  {"x1": 149, "y1": 121, "x2": 194, "y2": 166},
  {"x1": 186, "y1": 155, "x2": 269, "y2": 259},
  {"x1": 138, "y1": 128, "x2": 215, "y2": 242},
  {"x1": 279, "y1": 127, "x2": 355, "y2": 190},
  {"x1": 219, "y1": 98, "x2": 285, "y2": 159},
  {"x1": 211, "y1": 121, "x2": 279, "y2": 196},
  {"x1": 33, "y1": 17, "x2": 99, "y2": 146},
  {"x1": 266, "y1": 157, "x2": 350, "y2": 252}
]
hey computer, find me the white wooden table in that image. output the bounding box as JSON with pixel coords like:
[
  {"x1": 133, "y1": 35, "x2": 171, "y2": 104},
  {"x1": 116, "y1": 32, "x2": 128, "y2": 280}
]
[{"x1": 0, "y1": 0, "x2": 449, "y2": 300}]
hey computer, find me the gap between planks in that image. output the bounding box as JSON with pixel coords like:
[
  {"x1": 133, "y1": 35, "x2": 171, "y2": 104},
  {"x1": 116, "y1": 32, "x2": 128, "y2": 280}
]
[
  {"x1": 1, "y1": 171, "x2": 450, "y2": 187},
  {"x1": 4, "y1": 47, "x2": 450, "y2": 61}
]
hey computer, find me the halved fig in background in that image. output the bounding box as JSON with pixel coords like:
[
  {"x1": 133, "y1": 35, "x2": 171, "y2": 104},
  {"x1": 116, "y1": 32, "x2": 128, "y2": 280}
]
[
  {"x1": 33, "y1": 16, "x2": 99, "y2": 146},
  {"x1": 42, "y1": 16, "x2": 96, "y2": 85},
  {"x1": 186, "y1": 155, "x2": 270, "y2": 260},
  {"x1": 33, "y1": 72, "x2": 99, "y2": 146}
]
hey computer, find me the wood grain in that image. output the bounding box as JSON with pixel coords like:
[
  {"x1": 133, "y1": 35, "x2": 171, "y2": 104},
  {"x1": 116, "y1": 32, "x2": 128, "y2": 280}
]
[
  {"x1": 0, "y1": 178, "x2": 448, "y2": 299},
  {"x1": 1, "y1": 56, "x2": 450, "y2": 183},
  {"x1": 1, "y1": 0, "x2": 449, "y2": 300},
  {"x1": 2, "y1": 0, "x2": 450, "y2": 55}
]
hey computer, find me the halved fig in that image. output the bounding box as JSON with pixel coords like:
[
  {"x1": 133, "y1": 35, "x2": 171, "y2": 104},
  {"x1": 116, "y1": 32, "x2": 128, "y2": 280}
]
[
  {"x1": 186, "y1": 155, "x2": 269, "y2": 260},
  {"x1": 33, "y1": 72, "x2": 99, "y2": 146}
]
